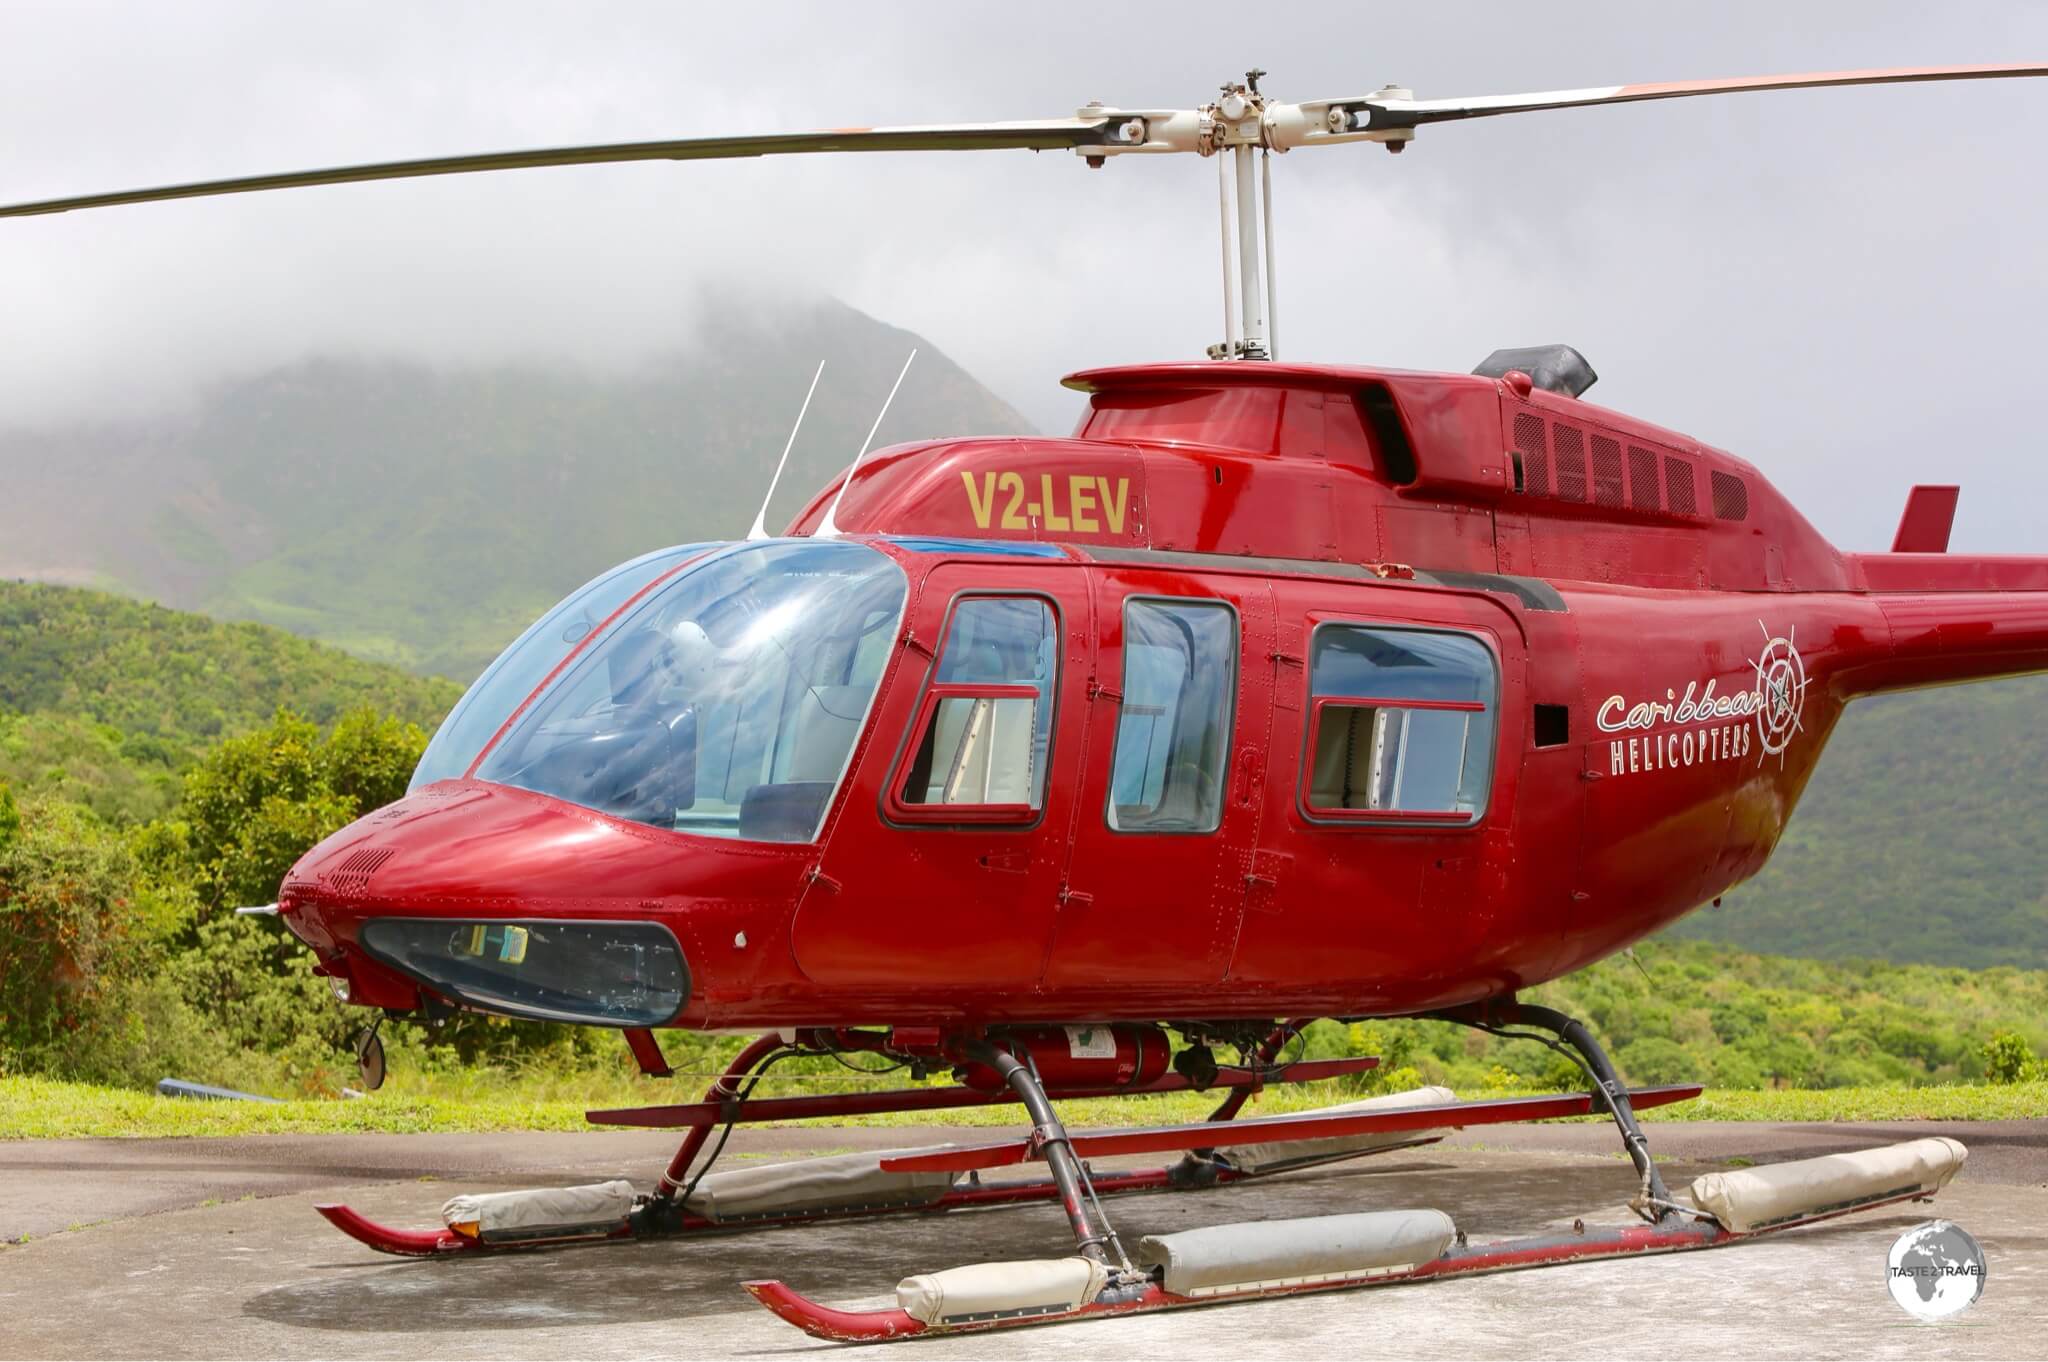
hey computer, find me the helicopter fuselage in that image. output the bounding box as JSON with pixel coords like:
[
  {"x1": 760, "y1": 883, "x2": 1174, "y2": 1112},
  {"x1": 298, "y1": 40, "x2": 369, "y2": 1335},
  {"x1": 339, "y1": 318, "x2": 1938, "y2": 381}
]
[{"x1": 277, "y1": 361, "x2": 2048, "y2": 1032}]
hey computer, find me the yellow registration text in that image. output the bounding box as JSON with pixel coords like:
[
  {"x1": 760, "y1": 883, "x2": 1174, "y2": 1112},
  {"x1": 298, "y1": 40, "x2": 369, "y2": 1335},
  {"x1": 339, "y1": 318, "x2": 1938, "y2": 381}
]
[{"x1": 961, "y1": 471, "x2": 1130, "y2": 533}]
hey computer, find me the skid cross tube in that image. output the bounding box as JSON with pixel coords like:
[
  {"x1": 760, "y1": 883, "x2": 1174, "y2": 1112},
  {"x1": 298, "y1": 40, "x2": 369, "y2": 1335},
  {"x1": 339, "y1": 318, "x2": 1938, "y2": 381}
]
[{"x1": 587, "y1": 1051, "x2": 1379, "y2": 1129}]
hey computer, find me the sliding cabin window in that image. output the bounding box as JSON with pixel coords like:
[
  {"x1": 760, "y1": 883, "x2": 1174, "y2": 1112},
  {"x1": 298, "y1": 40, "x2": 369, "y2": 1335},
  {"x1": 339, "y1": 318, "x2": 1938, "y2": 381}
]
[
  {"x1": 1107, "y1": 598, "x2": 1237, "y2": 833},
  {"x1": 890, "y1": 596, "x2": 1058, "y2": 823},
  {"x1": 1301, "y1": 625, "x2": 1498, "y2": 825}
]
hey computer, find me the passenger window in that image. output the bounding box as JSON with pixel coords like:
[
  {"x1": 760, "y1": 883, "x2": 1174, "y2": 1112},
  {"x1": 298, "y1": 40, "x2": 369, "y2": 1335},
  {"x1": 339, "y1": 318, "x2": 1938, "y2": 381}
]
[
  {"x1": 893, "y1": 597, "x2": 1057, "y2": 819},
  {"x1": 1108, "y1": 599, "x2": 1235, "y2": 832},
  {"x1": 1303, "y1": 627, "x2": 1496, "y2": 821}
]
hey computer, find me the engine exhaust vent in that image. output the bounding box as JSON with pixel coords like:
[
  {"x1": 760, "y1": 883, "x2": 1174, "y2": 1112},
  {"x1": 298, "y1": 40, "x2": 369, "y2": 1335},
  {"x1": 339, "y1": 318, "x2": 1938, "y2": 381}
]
[{"x1": 1474, "y1": 345, "x2": 1597, "y2": 398}]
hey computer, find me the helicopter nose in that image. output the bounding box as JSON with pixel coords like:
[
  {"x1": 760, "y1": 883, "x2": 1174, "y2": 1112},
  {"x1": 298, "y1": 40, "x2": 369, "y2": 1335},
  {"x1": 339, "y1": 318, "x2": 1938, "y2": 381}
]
[
  {"x1": 287, "y1": 781, "x2": 685, "y2": 907},
  {"x1": 279, "y1": 782, "x2": 704, "y2": 1026}
]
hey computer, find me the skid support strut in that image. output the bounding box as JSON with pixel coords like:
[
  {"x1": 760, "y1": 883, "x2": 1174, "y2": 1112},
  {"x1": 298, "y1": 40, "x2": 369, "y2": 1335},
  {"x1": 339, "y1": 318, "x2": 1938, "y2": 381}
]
[
  {"x1": 962, "y1": 1038, "x2": 1121, "y2": 1265},
  {"x1": 1432, "y1": 1000, "x2": 1676, "y2": 1221},
  {"x1": 651, "y1": 1032, "x2": 785, "y2": 1202}
]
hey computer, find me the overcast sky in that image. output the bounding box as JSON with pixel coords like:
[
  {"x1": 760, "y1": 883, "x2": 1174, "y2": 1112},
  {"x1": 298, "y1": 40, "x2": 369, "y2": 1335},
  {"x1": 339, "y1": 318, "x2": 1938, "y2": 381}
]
[{"x1": 3, "y1": 2, "x2": 2045, "y2": 552}]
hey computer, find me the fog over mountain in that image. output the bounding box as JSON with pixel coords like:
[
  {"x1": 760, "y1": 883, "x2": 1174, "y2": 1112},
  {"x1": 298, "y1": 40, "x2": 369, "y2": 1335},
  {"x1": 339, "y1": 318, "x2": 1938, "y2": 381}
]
[
  {"x1": 0, "y1": 297, "x2": 1030, "y2": 678},
  {"x1": 4, "y1": 3, "x2": 2046, "y2": 555}
]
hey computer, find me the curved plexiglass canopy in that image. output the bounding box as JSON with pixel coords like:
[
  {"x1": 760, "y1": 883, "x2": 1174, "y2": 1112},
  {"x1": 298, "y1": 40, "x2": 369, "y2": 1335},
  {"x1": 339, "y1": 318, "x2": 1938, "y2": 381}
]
[
  {"x1": 474, "y1": 540, "x2": 908, "y2": 843},
  {"x1": 411, "y1": 543, "x2": 716, "y2": 791}
]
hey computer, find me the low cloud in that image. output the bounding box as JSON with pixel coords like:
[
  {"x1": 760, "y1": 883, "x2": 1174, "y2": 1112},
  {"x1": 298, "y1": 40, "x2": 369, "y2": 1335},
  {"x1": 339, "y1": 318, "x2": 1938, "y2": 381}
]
[{"x1": 3, "y1": 1, "x2": 2044, "y2": 550}]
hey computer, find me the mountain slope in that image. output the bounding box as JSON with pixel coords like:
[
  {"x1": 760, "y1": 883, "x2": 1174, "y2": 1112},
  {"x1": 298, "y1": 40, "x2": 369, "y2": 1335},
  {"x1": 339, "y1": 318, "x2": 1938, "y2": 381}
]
[
  {"x1": 1662, "y1": 675, "x2": 2048, "y2": 969},
  {"x1": 0, "y1": 582, "x2": 460, "y2": 821},
  {"x1": 0, "y1": 297, "x2": 1033, "y2": 680}
]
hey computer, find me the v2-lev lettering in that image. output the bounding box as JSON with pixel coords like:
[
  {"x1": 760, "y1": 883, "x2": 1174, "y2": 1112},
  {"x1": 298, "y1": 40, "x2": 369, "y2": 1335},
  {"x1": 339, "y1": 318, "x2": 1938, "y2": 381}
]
[{"x1": 962, "y1": 471, "x2": 1130, "y2": 534}]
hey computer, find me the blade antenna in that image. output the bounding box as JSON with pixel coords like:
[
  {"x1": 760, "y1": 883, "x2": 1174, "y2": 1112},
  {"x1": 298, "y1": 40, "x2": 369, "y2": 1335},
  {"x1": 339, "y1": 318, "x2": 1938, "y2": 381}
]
[
  {"x1": 816, "y1": 349, "x2": 916, "y2": 539},
  {"x1": 748, "y1": 360, "x2": 826, "y2": 540}
]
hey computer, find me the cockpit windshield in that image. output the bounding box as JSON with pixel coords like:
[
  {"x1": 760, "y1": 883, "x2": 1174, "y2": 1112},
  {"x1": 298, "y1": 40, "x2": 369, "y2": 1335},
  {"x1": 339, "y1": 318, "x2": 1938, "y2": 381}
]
[
  {"x1": 474, "y1": 540, "x2": 908, "y2": 843},
  {"x1": 409, "y1": 543, "x2": 714, "y2": 792}
]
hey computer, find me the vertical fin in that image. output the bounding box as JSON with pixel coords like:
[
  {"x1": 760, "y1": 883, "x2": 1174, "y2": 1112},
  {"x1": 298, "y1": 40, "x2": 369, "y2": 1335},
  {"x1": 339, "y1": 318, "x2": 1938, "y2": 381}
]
[
  {"x1": 748, "y1": 361, "x2": 825, "y2": 541},
  {"x1": 1890, "y1": 485, "x2": 1960, "y2": 553},
  {"x1": 816, "y1": 349, "x2": 917, "y2": 540}
]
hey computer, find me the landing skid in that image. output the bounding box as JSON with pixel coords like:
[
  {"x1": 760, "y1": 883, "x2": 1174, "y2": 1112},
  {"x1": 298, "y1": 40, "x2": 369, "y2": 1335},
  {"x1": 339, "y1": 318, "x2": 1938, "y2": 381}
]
[
  {"x1": 744, "y1": 1188, "x2": 1942, "y2": 1343},
  {"x1": 309, "y1": 1008, "x2": 1967, "y2": 1343},
  {"x1": 736, "y1": 1005, "x2": 1965, "y2": 1342},
  {"x1": 313, "y1": 1150, "x2": 1441, "y2": 1258},
  {"x1": 314, "y1": 1023, "x2": 1396, "y2": 1258}
]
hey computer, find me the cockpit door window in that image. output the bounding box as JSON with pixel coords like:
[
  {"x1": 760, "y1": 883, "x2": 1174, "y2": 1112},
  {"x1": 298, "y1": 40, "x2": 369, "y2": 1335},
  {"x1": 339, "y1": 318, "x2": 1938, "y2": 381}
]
[{"x1": 888, "y1": 595, "x2": 1058, "y2": 822}]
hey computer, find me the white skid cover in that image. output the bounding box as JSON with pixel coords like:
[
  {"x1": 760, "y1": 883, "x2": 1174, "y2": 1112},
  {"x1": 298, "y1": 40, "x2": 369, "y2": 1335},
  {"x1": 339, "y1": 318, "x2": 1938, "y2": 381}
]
[
  {"x1": 1687, "y1": 1136, "x2": 1967, "y2": 1233},
  {"x1": 440, "y1": 1180, "x2": 636, "y2": 1237},
  {"x1": 897, "y1": 1256, "x2": 1108, "y2": 1326},
  {"x1": 1139, "y1": 1208, "x2": 1458, "y2": 1296},
  {"x1": 684, "y1": 1149, "x2": 961, "y2": 1223},
  {"x1": 1217, "y1": 1086, "x2": 1459, "y2": 1173}
]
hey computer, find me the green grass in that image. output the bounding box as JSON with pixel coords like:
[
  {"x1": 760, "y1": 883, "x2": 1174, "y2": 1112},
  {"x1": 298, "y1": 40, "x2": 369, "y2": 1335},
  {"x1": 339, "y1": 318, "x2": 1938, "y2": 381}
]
[{"x1": 6, "y1": 1074, "x2": 2044, "y2": 1142}]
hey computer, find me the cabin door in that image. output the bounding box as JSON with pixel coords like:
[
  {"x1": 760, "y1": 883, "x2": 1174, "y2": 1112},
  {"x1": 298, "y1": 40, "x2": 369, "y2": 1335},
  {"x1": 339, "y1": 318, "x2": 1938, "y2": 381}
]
[
  {"x1": 1043, "y1": 574, "x2": 1272, "y2": 992},
  {"x1": 790, "y1": 560, "x2": 1093, "y2": 991}
]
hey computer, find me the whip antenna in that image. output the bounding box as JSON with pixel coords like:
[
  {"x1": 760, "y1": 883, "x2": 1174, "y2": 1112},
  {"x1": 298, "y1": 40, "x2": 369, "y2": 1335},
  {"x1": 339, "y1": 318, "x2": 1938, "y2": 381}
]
[
  {"x1": 747, "y1": 360, "x2": 825, "y2": 540},
  {"x1": 816, "y1": 348, "x2": 916, "y2": 539}
]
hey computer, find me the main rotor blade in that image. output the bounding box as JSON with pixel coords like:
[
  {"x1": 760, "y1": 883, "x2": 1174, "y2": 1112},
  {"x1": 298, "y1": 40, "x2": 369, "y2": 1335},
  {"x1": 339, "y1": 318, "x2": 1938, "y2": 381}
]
[
  {"x1": 1358, "y1": 62, "x2": 2048, "y2": 130},
  {"x1": 0, "y1": 119, "x2": 1112, "y2": 219}
]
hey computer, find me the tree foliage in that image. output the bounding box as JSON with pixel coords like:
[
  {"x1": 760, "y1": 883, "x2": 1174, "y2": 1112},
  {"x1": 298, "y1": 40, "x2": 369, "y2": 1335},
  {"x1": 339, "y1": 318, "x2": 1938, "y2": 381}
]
[
  {"x1": 1665, "y1": 676, "x2": 2048, "y2": 969},
  {"x1": 0, "y1": 581, "x2": 459, "y2": 821}
]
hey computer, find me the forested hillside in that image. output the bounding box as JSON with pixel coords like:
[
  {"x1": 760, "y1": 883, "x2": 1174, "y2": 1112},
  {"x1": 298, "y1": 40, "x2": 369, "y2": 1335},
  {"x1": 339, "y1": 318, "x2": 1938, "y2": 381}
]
[
  {"x1": 0, "y1": 297, "x2": 1033, "y2": 680},
  {"x1": 1663, "y1": 676, "x2": 2048, "y2": 970},
  {"x1": 0, "y1": 582, "x2": 458, "y2": 821}
]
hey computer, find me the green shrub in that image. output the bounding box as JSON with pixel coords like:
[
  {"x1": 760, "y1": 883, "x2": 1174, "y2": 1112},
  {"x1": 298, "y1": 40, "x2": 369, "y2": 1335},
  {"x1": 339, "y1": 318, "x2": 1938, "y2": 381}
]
[
  {"x1": 0, "y1": 795, "x2": 196, "y2": 1065},
  {"x1": 1981, "y1": 1031, "x2": 2038, "y2": 1085}
]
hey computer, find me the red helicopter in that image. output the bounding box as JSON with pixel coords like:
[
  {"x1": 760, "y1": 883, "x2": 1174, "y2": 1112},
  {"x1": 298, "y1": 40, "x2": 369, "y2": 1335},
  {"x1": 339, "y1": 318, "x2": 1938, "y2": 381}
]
[{"x1": 11, "y1": 62, "x2": 2048, "y2": 1342}]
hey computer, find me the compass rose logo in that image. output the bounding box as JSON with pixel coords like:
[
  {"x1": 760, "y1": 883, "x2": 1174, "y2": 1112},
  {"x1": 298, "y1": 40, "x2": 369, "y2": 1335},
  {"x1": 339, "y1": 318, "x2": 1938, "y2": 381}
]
[{"x1": 1749, "y1": 621, "x2": 1808, "y2": 762}]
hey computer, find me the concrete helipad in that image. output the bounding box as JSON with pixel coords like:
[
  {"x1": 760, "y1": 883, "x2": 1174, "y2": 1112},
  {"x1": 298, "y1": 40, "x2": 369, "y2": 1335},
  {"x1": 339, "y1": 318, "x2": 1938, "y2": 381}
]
[{"x1": 1, "y1": 1121, "x2": 2044, "y2": 1358}]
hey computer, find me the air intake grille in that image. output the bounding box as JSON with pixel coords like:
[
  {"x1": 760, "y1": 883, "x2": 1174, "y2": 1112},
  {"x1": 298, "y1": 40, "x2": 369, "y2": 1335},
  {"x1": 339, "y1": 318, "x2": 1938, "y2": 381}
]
[
  {"x1": 1591, "y1": 435, "x2": 1624, "y2": 508},
  {"x1": 1513, "y1": 412, "x2": 1549, "y2": 496},
  {"x1": 326, "y1": 845, "x2": 397, "y2": 897},
  {"x1": 1711, "y1": 470, "x2": 1750, "y2": 521},
  {"x1": 1664, "y1": 455, "x2": 1699, "y2": 516},
  {"x1": 1552, "y1": 425, "x2": 1588, "y2": 502},
  {"x1": 1627, "y1": 445, "x2": 1660, "y2": 511}
]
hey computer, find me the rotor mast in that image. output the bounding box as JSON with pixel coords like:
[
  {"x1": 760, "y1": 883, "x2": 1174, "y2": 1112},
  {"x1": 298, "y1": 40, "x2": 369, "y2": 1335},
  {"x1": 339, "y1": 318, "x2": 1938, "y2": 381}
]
[{"x1": 1219, "y1": 74, "x2": 1273, "y2": 359}]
